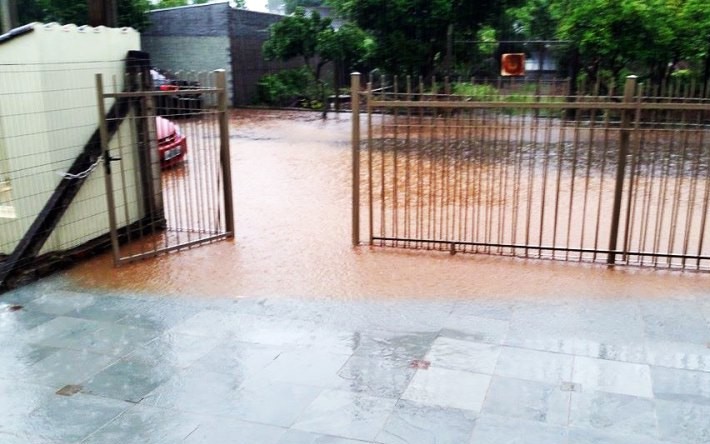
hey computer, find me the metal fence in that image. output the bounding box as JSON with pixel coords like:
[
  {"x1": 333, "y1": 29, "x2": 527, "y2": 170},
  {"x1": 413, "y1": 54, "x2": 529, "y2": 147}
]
[
  {"x1": 97, "y1": 69, "x2": 234, "y2": 265},
  {"x1": 0, "y1": 59, "x2": 136, "y2": 288},
  {"x1": 351, "y1": 74, "x2": 710, "y2": 271}
]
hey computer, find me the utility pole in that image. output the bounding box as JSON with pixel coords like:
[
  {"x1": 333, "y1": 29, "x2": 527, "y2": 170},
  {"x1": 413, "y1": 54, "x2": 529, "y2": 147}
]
[
  {"x1": 1, "y1": 0, "x2": 18, "y2": 34},
  {"x1": 88, "y1": 0, "x2": 118, "y2": 27}
]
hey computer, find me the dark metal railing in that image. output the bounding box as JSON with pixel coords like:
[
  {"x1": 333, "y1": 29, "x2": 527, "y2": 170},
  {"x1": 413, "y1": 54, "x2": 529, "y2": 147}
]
[{"x1": 351, "y1": 74, "x2": 710, "y2": 271}]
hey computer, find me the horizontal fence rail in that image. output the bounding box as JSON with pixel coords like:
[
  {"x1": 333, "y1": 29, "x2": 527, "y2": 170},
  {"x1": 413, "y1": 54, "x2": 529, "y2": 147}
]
[{"x1": 353, "y1": 74, "x2": 710, "y2": 271}]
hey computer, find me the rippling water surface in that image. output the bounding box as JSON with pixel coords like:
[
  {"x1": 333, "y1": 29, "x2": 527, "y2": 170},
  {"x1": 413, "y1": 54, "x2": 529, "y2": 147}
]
[{"x1": 66, "y1": 110, "x2": 710, "y2": 300}]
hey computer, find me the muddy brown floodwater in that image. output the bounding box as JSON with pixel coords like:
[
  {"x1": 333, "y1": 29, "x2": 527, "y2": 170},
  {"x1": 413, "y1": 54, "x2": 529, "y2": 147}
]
[{"x1": 66, "y1": 109, "x2": 710, "y2": 301}]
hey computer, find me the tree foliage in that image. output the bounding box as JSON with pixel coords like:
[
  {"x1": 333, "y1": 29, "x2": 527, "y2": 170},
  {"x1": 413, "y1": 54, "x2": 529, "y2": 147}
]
[
  {"x1": 263, "y1": 7, "x2": 372, "y2": 80},
  {"x1": 284, "y1": 0, "x2": 324, "y2": 14},
  {"x1": 327, "y1": 0, "x2": 520, "y2": 76},
  {"x1": 505, "y1": 0, "x2": 710, "y2": 85},
  {"x1": 12, "y1": 0, "x2": 151, "y2": 30}
]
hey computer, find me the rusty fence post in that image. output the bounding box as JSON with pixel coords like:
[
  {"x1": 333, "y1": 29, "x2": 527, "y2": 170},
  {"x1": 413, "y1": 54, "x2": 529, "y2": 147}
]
[
  {"x1": 607, "y1": 75, "x2": 637, "y2": 265},
  {"x1": 215, "y1": 69, "x2": 235, "y2": 237},
  {"x1": 352, "y1": 72, "x2": 361, "y2": 247},
  {"x1": 96, "y1": 73, "x2": 121, "y2": 265}
]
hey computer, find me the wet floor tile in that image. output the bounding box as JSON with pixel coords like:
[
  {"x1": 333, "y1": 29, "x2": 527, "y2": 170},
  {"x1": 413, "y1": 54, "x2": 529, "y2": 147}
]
[
  {"x1": 567, "y1": 427, "x2": 671, "y2": 444},
  {"x1": 401, "y1": 367, "x2": 490, "y2": 412},
  {"x1": 79, "y1": 323, "x2": 160, "y2": 356},
  {"x1": 0, "y1": 306, "x2": 55, "y2": 338},
  {"x1": 65, "y1": 296, "x2": 146, "y2": 322},
  {"x1": 254, "y1": 348, "x2": 351, "y2": 389},
  {"x1": 0, "y1": 279, "x2": 62, "y2": 305},
  {"x1": 640, "y1": 299, "x2": 710, "y2": 345},
  {"x1": 336, "y1": 355, "x2": 416, "y2": 399},
  {"x1": 24, "y1": 316, "x2": 104, "y2": 349},
  {"x1": 494, "y1": 347, "x2": 574, "y2": 384},
  {"x1": 292, "y1": 389, "x2": 397, "y2": 441},
  {"x1": 190, "y1": 340, "x2": 281, "y2": 377},
  {"x1": 441, "y1": 314, "x2": 510, "y2": 344},
  {"x1": 220, "y1": 379, "x2": 323, "y2": 427},
  {"x1": 352, "y1": 331, "x2": 437, "y2": 363},
  {"x1": 8, "y1": 392, "x2": 130, "y2": 443},
  {"x1": 297, "y1": 327, "x2": 362, "y2": 356},
  {"x1": 506, "y1": 300, "x2": 646, "y2": 354},
  {"x1": 651, "y1": 366, "x2": 710, "y2": 405},
  {"x1": 376, "y1": 399, "x2": 477, "y2": 444},
  {"x1": 82, "y1": 404, "x2": 201, "y2": 444},
  {"x1": 469, "y1": 414, "x2": 568, "y2": 444},
  {"x1": 168, "y1": 309, "x2": 248, "y2": 338},
  {"x1": 23, "y1": 290, "x2": 96, "y2": 316},
  {"x1": 0, "y1": 342, "x2": 58, "y2": 379},
  {"x1": 644, "y1": 340, "x2": 710, "y2": 372},
  {"x1": 128, "y1": 331, "x2": 223, "y2": 370},
  {"x1": 572, "y1": 356, "x2": 653, "y2": 398},
  {"x1": 425, "y1": 337, "x2": 500, "y2": 374},
  {"x1": 482, "y1": 376, "x2": 570, "y2": 425},
  {"x1": 24, "y1": 348, "x2": 116, "y2": 390},
  {"x1": 0, "y1": 379, "x2": 55, "y2": 419},
  {"x1": 277, "y1": 429, "x2": 377, "y2": 444},
  {"x1": 568, "y1": 390, "x2": 658, "y2": 439},
  {"x1": 118, "y1": 300, "x2": 198, "y2": 331},
  {"x1": 452, "y1": 299, "x2": 514, "y2": 321},
  {"x1": 346, "y1": 299, "x2": 457, "y2": 333},
  {"x1": 81, "y1": 357, "x2": 176, "y2": 403},
  {"x1": 183, "y1": 418, "x2": 286, "y2": 444},
  {"x1": 655, "y1": 399, "x2": 710, "y2": 444},
  {"x1": 141, "y1": 367, "x2": 243, "y2": 417}
]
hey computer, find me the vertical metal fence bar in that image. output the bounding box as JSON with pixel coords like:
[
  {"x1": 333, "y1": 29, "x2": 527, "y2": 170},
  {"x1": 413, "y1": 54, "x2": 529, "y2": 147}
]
[
  {"x1": 404, "y1": 76, "x2": 412, "y2": 246},
  {"x1": 681, "y1": 108, "x2": 703, "y2": 268},
  {"x1": 351, "y1": 72, "x2": 360, "y2": 246},
  {"x1": 367, "y1": 81, "x2": 374, "y2": 244},
  {"x1": 607, "y1": 75, "x2": 637, "y2": 265},
  {"x1": 379, "y1": 78, "x2": 387, "y2": 244},
  {"x1": 623, "y1": 87, "x2": 644, "y2": 265},
  {"x1": 392, "y1": 76, "x2": 399, "y2": 243},
  {"x1": 96, "y1": 73, "x2": 121, "y2": 265},
  {"x1": 416, "y1": 77, "x2": 424, "y2": 248}
]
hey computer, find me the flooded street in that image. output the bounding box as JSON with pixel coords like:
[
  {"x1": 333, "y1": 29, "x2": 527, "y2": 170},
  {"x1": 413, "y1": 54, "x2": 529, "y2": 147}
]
[{"x1": 66, "y1": 109, "x2": 709, "y2": 299}]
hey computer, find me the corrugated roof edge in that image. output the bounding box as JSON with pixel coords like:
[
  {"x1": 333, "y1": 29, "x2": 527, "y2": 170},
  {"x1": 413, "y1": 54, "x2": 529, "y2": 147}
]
[{"x1": 0, "y1": 23, "x2": 36, "y2": 45}]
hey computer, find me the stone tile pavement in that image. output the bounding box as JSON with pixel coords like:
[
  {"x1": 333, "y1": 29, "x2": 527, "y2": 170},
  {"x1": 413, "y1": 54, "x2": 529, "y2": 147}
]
[{"x1": 1, "y1": 276, "x2": 710, "y2": 443}]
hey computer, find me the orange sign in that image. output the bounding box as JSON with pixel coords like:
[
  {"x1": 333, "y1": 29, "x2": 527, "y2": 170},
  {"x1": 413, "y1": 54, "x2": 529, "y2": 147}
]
[{"x1": 501, "y1": 53, "x2": 525, "y2": 76}]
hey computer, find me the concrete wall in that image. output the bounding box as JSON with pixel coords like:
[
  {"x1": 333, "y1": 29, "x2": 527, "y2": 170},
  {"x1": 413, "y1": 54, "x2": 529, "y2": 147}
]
[
  {"x1": 142, "y1": 3, "x2": 232, "y2": 102},
  {"x1": 0, "y1": 23, "x2": 143, "y2": 255},
  {"x1": 142, "y1": 2, "x2": 304, "y2": 106},
  {"x1": 229, "y1": 9, "x2": 304, "y2": 105}
]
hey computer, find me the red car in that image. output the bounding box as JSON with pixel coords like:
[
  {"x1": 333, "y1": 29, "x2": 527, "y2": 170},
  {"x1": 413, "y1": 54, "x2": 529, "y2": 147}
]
[{"x1": 156, "y1": 116, "x2": 187, "y2": 168}]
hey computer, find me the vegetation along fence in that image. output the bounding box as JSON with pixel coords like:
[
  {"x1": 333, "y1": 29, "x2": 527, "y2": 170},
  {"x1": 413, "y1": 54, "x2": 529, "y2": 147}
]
[{"x1": 351, "y1": 73, "x2": 710, "y2": 271}]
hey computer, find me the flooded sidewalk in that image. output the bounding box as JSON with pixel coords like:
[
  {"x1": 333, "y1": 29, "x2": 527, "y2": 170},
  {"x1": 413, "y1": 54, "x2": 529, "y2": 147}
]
[{"x1": 1, "y1": 110, "x2": 710, "y2": 443}]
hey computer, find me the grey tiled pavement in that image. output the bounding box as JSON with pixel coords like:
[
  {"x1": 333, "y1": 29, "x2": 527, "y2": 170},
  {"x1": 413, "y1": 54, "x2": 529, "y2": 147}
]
[{"x1": 1, "y1": 276, "x2": 710, "y2": 443}]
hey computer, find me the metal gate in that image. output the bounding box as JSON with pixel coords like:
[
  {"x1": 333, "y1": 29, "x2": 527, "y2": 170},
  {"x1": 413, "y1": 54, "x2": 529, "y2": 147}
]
[
  {"x1": 351, "y1": 74, "x2": 710, "y2": 271},
  {"x1": 96, "y1": 69, "x2": 234, "y2": 264}
]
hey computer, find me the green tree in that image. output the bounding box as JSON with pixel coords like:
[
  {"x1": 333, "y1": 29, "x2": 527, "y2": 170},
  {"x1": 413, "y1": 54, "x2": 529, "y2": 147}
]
[
  {"x1": 284, "y1": 0, "x2": 324, "y2": 14},
  {"x1": 9, "y1": 0, "x2": 151, "y2": 30},
  {"x1": 328, "y1": 0, "x2": 520, "y2": 76},
  {"x1": 263, "y1": 7, "x2": 332, "y2": 79},
  {"x1": 557, "y1": 0, "x2": 678, "y2": 84}
]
